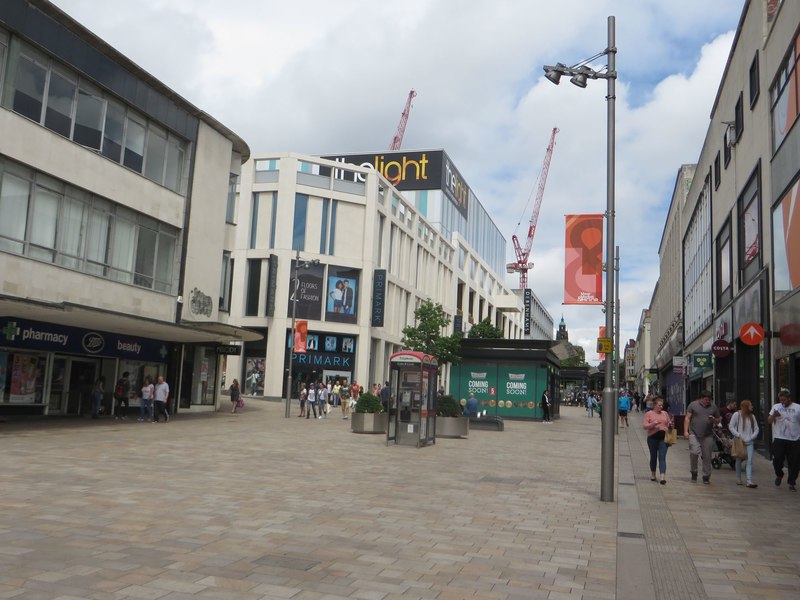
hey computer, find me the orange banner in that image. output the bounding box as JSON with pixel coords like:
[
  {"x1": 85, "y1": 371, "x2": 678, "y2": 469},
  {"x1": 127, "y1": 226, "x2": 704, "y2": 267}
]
[
  {"x1": 293, "y1": 320, "x2": 308, "y2": 353},
  {"x1": 564, "y1": 214, "x2": 603, "y2": 305}
]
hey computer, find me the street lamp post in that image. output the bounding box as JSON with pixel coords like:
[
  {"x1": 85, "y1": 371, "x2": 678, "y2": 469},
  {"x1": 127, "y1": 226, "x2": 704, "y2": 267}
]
[
  {"x1": 544, "y1": 15, "x2": 616, "y2": 502},
  {"x1": 284, "y1": 250, "x2": 319, "y2": 418}
]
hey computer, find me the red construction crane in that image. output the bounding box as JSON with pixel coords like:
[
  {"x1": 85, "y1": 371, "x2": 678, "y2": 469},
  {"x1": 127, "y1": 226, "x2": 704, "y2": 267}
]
[
  {"x1": 506, "y1": 127, "x2": 559, "y2": 289},
  {"x1": 389, "y1": 89, "x2": 417, "y2": 150}
]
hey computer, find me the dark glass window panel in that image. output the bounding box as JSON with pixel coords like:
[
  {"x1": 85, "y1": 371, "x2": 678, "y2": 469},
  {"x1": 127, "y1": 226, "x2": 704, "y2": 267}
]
[
  {"x1": 73, "y1": 89, "x2": 104, "y2": 150},
  {"x1": 44, "y1": 71, "x2": 76, "y2": 137},
  {"x1": 13, "y1": 55, "x2": 46, "y2": 122},
  {"x1": 102, "y1": 102, "x2": 125, "y2": 162}
]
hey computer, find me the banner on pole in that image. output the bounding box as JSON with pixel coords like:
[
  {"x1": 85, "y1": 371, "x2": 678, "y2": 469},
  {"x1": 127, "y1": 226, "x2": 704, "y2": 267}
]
[
  {"x1": 598, "y1": 326, "x2": 607, "y2": 360},
  {"x1": 293, "y1": 320, "x2": 308, "y2": 353},
  {"x1": 564, "y1": 214, "x2": 603, "y2": 305}
]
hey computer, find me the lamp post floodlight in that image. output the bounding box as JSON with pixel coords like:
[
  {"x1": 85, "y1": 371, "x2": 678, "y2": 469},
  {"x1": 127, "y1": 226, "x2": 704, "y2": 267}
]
[{"x1": 544, "y1": 16, "x2": 617, "y2": 502}]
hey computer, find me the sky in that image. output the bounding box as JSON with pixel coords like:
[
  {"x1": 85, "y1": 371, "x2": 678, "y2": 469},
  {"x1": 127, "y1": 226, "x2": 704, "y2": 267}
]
[{"x1": 50, "y1": 0, "x2": 744, "y2": 365}]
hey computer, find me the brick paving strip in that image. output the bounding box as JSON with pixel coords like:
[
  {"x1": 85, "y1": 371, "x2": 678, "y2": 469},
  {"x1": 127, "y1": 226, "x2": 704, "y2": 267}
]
[
  {"x1": 624, "y1": 411, "x2": 800, "y2": 600},
  {"x1": 621, "y1": 423, "x2": 706, "y2": 599}
]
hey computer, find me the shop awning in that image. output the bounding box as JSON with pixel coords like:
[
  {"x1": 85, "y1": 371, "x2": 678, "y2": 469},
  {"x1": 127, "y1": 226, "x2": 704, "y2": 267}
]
[{"x1": 0, "y1": 295, "x2": 262, "y2": 344}]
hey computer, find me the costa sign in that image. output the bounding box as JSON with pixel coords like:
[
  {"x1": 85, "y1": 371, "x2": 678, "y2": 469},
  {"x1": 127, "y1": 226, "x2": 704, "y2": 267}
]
[{"x1": 711, "y1": 339, "x2": 732, "y2": 358}]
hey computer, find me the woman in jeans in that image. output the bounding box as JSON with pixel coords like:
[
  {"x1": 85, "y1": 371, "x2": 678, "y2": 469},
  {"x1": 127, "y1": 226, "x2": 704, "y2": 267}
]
[
  {"x1": 728, "y1": 399, "x2": 760, "y2": 488},
  {"x1": 643, "y1": 396, "x2": 674, "y2": 484}
]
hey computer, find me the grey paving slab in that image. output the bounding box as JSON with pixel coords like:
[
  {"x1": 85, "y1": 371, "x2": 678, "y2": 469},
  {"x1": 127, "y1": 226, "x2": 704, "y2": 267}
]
[{"x1": 3, "y1": 403, "x2": 798, "y2": 599}]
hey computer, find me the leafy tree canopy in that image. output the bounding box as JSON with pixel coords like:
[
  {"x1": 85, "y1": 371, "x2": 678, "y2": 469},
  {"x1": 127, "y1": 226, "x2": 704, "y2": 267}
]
[
  {"x1": 401, "y1": 300, "x2": 462, "y2": 366},
  {"x1": 467, "y1": 318, "x2": 504, "y2": 339}
]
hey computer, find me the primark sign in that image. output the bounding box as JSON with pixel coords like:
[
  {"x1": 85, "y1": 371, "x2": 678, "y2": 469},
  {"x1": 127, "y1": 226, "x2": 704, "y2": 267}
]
[{"x1": 1, "y1": 317, "x2": 171, "y2": 362}]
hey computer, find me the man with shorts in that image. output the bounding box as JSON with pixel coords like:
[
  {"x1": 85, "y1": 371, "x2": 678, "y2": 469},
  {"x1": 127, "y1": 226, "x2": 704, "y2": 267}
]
[
  {"x1": 684, "y1": 389, "x2": 720, "y2": 484},
  {"x1": 618, "y1": 391, "x2": 631, "y2": 428}
]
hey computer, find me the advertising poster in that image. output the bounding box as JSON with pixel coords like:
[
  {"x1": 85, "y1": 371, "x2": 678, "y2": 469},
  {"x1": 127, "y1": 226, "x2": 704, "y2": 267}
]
[
  {"x1": 293, "y1": 320, "x2": 308, "y2": 353},
  {"x1": 451, "y1": 363, "x2": 498, "y2": 417},
  {"x1": 325, "y1": 266, "x2": 360, "y2": 324},
  {"x1": 10, "y1": 354, "x2": 38, "y2": 403},
  {"x1": 564, "y1": 214, "x2": 603, "y2": 305},
  {"x1": 497, "y1": 365, "x2": 544, "y2": 419},
  {"x1": 773, "y1": 181, "x2": 800, "y2": 297},
  {"x1": 288, "y1": 261, "x2": 324, "y2": 320}
]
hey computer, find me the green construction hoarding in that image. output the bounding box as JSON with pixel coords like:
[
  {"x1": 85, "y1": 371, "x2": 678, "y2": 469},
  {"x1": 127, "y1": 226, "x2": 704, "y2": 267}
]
[{"x1": 450, "y1": 362, "x2": 547, "y2": 419}]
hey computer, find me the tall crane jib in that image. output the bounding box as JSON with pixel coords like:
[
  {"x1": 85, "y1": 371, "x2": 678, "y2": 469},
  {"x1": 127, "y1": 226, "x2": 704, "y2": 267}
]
[
  {"x1": 506, "y1": 127, "x2": 559, "y2": 289},
  {"x1": 389, "y1": 89, "x2": 417, "y2": 151}
]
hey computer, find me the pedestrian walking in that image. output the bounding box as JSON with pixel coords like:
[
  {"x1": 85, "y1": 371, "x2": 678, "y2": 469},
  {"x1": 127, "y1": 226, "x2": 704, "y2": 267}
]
[
  {"x1": 340, "y1": 380, "x2": 351, "y2": 419},
  {"x1": 138, "y1": 375, "x2": 154, "y2": 421},
  {"x1": 643, "y1": 396, "x2": 673, "y2": 484},
  {"x1": 767, "y1": 388, "x2": 800, "y2": 492},
  {"x1": 298, "y1": 383, "x2": 307, "y2": 417},
  {"x1": 728, "y1": 399, "x2": 760, "y2": 488},
  {"x1": 153, "y1": 375, "x2": 170, "y2": 422},
  {"x1": 113, "y1": 371, "x2": 130, "y2": 420},
  {"x1": 318, "y1": 382, "x2": 328, "y2": 418},
  {"x1": 618, "y1": 391, "x2": 631, "y2": 428},
  {"x1": 229, "y1": 378, "x2": 241, "y2": 414},
  {"x1": 683, "y1": 389, "x2": 720, "y2": 484},
  {"x1": 91, "y1": 375, "x2": 105, "y2": 419},
  {"x1": 306, "y1": 383, "x2": 318, "y2": 419},
  {"x1": 541, "y1": 389, "x2": 552, "y2": 423}
]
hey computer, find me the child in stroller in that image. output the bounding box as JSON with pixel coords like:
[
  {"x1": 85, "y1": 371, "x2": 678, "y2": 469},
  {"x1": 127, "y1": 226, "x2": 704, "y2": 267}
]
[{"x1": 711, "y1": 423, "x2": 737, "y2": 470}]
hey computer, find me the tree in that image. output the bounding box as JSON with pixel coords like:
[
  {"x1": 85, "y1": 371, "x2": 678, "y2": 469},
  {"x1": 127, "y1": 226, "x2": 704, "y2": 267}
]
[
  {"x1": 401, "y1": 300, "x2": 462, "y2": 365},
  {"x1": 560, "y1": 343, "x2": 589, "y2": 367},
  {"x1": 467, "y1": 318, "x2": 504, "y2": 339}
]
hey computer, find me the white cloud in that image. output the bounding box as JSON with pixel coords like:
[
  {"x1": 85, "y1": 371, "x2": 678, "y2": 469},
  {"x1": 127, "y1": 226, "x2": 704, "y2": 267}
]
[{"x1": 50, "y1": 0, "x2": 743, "y2": 365}]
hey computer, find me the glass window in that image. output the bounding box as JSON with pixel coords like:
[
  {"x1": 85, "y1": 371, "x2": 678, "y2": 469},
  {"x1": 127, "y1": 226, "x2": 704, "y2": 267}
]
[
  {"x1": 320, "y1": 197, "x2": 329, "y2": 254},
  {"x1": 102, "y1": 101, "x2": 125, "y2": 162},
  {"x1": 110, "y1": 210, "x2": 136, "y2": 283},
  {"x1": 226, "y1": 174, "x2": 238, "y2": 224},
  {"x1": 0, "y1": 34, "x2": 7, "y2": 86},
  {"x1": 749, "y1": 51, "x2": 760, "y2": 108},
  {"x1": 29, "y1": 185, "x2": 60, "y2": 262},
  {"x1": 154, "y1": 231, "x2": 175, "y2": 292},
  {"x1": 73, "y1": 87, "x2": 105, "y2": 150},
  {"x1": 328, "y1": 199, "x2": 337, "y2": 254},
  {"x1": 773, "y1": 180, "x2": 800, "y2": 301},
  {"x1": 13, "y1": 54, "x2": 47, "y2": 122},
  {"x1": 269, "y1": 192, "x2": 277, "y2": 249},
  {"x1": 123, "y1": 115, "x2": 146, "y2": 173},
  {"x1": 771, "y1": 40, "x2": 798, "y2": 150},
  {"x1": 134, "y1": 226, "x2": 157, "y2": 288},
  {"x1": 43, "y1": 69, "x2": 76, "y2": 137},
  {"x1": 245, "y1": 258, "x2": 261, "y2": 316},
  {"x1": 292, "y1": 193, "x2": 308, "y2": 251},
  {"x1": 86, "y1": 205, "x2": 111, "y2": 276},
  {"x1": 144, "y1": 125, "x2": 167, "y2": 183},
  {"x1": 219, "y1": 251, "x2": 232, "y2": 312},
  {"x1": 164, "y1": 138, "x2": 184, "y2": 193},
  {"x1": 0, "y1": 172, "x2": 31, "y2": 254},
  {"x1": 249, "y1": 191, "x2": 259, "y2": 248},
  {"x1": 59, "y1": 195, "x2": 87, "y2": 269}
]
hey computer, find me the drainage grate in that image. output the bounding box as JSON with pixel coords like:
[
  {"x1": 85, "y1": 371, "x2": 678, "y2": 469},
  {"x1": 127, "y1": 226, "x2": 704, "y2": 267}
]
[{"x1": 618, "y1": 531, "x2": 645, "y2": 539}]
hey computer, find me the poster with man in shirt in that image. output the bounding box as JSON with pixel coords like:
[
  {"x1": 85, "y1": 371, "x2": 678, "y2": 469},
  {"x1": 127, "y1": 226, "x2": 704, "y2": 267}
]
[{"x1": 326, "y1": 266, "x2": 360, "y2": 324}]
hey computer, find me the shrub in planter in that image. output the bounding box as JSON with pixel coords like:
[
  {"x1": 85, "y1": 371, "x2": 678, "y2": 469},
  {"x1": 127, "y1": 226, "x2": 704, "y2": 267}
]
[
  {"x1": 354, "y1": 392, "x2": 383, "y2": 413},
  {"x1": 435, "y1": 394, "x2": 462, "y2": 417}
]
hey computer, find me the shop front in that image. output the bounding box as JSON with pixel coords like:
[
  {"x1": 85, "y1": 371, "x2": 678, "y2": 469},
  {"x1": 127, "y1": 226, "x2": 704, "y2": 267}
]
[
  {"x1": 283, "y1": 329, "x2": 358, "y2": 397},
  {"x1": 0, "y1": 316, "x2": 172, "y2": 416}
]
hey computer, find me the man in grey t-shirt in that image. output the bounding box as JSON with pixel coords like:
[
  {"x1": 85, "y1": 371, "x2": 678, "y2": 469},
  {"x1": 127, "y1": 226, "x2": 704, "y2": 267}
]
[{"x1": 683, "y1": 389, "x2": 720, "y2": 484}]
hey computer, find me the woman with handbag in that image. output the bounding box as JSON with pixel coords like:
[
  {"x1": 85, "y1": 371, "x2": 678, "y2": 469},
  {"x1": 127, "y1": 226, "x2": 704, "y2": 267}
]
[
  {"x1": 728, "y1": 399, "x2": 760, "y2": 488},
  {"x1": 642, "y1": 396, "x2": 674, "y2": 484}
]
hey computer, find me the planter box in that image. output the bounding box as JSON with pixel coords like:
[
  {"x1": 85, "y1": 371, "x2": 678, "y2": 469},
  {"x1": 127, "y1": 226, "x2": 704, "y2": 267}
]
[
  {"x1": 437, "y1": 416, "x2": 469, "y2": 438},
  {"x1": 351, "y1": 412, "x2": 388, "y2": 434}
]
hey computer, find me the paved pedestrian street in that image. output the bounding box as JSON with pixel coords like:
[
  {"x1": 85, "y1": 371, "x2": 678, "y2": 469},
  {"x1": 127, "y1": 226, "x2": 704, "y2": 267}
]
[{"x1": 0, "y1": 403, "x2": 797, "y2": 600}]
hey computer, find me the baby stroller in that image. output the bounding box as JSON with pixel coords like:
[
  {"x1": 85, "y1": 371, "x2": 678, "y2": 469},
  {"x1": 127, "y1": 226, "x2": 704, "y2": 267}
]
[{"x1": 711, "y1": 424, "x2": 736, "y2": 470}]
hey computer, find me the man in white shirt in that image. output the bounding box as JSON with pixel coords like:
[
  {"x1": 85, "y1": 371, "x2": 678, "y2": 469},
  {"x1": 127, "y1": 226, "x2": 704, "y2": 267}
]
[
  {"x1": 767, "y1": 388, "x2": 800, "y2": 491},
  {"x1": 153, "y1": 375, "x2": 170, "y2": 423}
]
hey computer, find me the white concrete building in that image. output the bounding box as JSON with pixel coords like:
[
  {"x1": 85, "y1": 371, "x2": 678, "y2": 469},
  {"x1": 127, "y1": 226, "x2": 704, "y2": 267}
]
[
  {"x1": 224, "y1": 151, "x2": 529, "y2": 398},
  {"x1": 0, "y1": 1, "x2": 254, "y2": 416}
]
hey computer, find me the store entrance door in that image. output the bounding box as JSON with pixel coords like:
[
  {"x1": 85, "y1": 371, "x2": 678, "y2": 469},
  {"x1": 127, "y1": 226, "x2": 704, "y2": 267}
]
[{"x1": 63, "y1": 359, "x2": 98, "y2": 416}]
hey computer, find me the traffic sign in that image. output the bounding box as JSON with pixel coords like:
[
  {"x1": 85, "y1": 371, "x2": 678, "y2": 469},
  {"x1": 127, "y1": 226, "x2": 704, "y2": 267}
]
[
  {"x1": 739, "y1": 322, "x2": 764, "y2": 346},
  {"x1": 596, "y1": 337, "x2": 613, "y2": 354}
]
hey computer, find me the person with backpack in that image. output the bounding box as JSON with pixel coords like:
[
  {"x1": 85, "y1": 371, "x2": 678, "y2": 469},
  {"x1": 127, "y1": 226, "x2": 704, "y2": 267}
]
[
  {"x1": 114, "y1": 372, "x2": 131, "y2": 420},
  {"x1": 339, "y1": 379, "x2": 351, "y2": 419}
]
